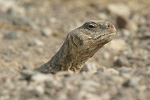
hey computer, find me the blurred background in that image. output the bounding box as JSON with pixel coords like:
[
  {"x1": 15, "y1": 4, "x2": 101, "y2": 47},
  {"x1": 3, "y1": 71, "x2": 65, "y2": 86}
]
[{"x1": 0, "y1": 0, "x2": 149, "y2": 76}]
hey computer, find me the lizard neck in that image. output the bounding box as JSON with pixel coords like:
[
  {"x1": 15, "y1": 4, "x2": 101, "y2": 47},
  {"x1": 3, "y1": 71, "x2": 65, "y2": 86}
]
[
  {"x1": 49, "y1": 36, "x2": 78, "y2": 71},
  {"x1": 50, "y1": 38, "x2": 104, "y2": 73}
]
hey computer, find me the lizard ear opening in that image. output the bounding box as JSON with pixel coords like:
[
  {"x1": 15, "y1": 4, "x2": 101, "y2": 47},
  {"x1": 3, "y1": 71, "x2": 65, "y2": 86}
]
[{"x1": 69, "y1": 34, "x2": 83, "y2": 48}]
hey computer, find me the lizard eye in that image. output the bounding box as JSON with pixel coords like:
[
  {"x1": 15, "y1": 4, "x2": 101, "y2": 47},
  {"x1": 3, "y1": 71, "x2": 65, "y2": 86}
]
[{"x1": 87, "y1": 23, "x2": 97, "y2": 29}]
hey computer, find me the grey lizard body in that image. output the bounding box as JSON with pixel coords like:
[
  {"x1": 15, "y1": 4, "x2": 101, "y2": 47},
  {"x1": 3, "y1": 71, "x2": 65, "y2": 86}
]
[{"x1": 35, "y1": 20, "x2": 116, "y2": 73}]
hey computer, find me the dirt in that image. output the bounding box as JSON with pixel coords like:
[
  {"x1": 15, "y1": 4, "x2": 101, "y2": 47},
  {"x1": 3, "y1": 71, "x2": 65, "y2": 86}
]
[{"x1": 0, "y1": 0, "x2": 150, "y2": 100}]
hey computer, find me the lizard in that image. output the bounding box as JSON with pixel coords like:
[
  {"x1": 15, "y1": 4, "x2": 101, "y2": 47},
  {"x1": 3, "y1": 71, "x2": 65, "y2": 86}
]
[{"x1": 35, "y1": 20, "x2": 116, "y2": 73}]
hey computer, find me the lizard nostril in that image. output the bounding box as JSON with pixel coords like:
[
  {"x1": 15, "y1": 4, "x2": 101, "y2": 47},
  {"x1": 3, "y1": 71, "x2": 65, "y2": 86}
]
[{"x1": 107, "y1": 23, "x2": 114, "y2": 28}]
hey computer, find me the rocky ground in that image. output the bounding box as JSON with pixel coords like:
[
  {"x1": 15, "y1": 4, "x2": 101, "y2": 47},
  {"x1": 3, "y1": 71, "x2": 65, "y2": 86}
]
[{"x1": 0, "y1": 0, "x2": 150, "y2": 100}]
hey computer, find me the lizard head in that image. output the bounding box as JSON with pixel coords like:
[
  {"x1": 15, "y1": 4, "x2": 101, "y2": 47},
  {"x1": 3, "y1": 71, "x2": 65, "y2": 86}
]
[{"x1": 69, "y1": 20, "x2": 116, "y2": 50}]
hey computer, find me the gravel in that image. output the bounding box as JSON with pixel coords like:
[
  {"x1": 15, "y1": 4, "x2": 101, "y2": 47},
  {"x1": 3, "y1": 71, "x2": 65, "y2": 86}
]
[{"x1": 0, "y1": 0, "x2": 150, "y2": 100}]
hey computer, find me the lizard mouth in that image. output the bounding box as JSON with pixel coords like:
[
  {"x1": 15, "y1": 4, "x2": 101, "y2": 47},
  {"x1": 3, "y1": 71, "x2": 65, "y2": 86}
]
[{"x1": 92, "y1": 32, "x2": 115, "y2": 40}]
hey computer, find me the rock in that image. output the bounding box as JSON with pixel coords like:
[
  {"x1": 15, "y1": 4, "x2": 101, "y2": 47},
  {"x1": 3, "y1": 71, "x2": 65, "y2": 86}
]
[
  {"x1": 119, "y1": 67, "x2": 132, "y2": 73},
  {"x1": 55, "y1": 71, "x2": 73, "y2": 77},
  {"x1": 79, "y1": 80, "x2": 100, "y2": 92},
  {"x1": 105, "y1": 68, "x2": 119, "y2": 75},
  {"x1": 0, "y1": 14, "x2": 36, "y2": 30},
  {"x1": 122, "y1": 29, "x2": 130, "y2": 37},
  {"x1": 76, "y1": 91, "x2": 102, "y2": 100},
  {"x1": 114, "y1": 56, "x2": 129, "y2": 67},
  {"x1": 0, "y1": 0, "x2": 15, "y2": 12},
  {"x1": 34, "y1": 85, "x2": 45, "y2": 97},
  {"x1": 102, "y1": 51, "x2": 110, "y2": 59},
  {"x1": 22, "y1": 63, "x2": 33, "y2": 69},
  {"x1": 96, "y1": 67, "x2": 106, "y2": 73},
  {"x1": 116, "y1": 16, "x2": 138, "y2": 31},
  {"x1": 21, "y1": 70, "x2": 38, "y2": 80},
  {"x1": 1, "y1": 55, "x2": 9, "y2": 62},
  {"x1": 107, "y1": 3, "x2": 131, "y2": 17},
  {"x1": 11, "y1": 16, "x2": 36, "y2": 29},
  {"x1": 4, "y1": 31, "x2": 18, "y2": 39},
  {"x1": 36, "y1": 48, "x2": 44, "y2": 55},
  {"x1": 80, "y1": 62, "x2": 97, "y2": 72},
  {"x1": 32, "y1": 73, "x2": 53, "y2": 82},
  {"x1": 116, "y1": 15, "x2": 129, "y2": 29},
  {"x1": 129, "y1": 21, "x2": 138, "y2": 32},
  {"x1": 107, "y1": 39, "x2": 129, "y2": 52},
  {"x1": 41, "y1": 28, "x2": 52, "y2": 37},
  {"x1": 7, "y1": 6, "x2": 25, "y2": 16},
  {"x1": 28, "y1": 39, "x2": 44, "y2": 46},
  {"x1": 123, "y1": 77, "x2": 141, "y2": 87},
  {"x1": 98, "y1": 13, "x2": 108, "y2": 20}
]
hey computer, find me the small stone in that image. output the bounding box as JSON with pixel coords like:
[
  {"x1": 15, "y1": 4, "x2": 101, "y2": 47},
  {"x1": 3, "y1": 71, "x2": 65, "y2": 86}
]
[
  {"x1": 107, "y1": 3, "x2": 130, "y2": 17},
  {"x1": 49, "y1": 17, "x2": 57, "y2": 23},
  {"x1": 36, "y1": 48, "x2": 44, "y2": 54},
  {"x1": 1, "y1": 55, "x2": 9, "y2": 62},
  {"x1": 122, "y1": 29, "x2": 130, "y2": 37},
  {"x1": 96, "y1": 67, "x2": 106, "y2": 73},
  {"x1": 7, "y1": 6, "x2": 25, "y2": 16},
  {"x1": 34, "y1": 85, "x2": 45, "y2": 97},
  {"x1": 41, "y1": 28, "x2": 52, "y2": 37},
  {"x1": 105, "y1": 68, "x2": 119, "y2": 75},
  {"x1": 114, "y1": 56, "x2": 129, "y2": 66},
  {"x1": 119, "y1": 67, "x2": 132, "y2": 73},
  {"x1": 10, "y1": 16, "x2": 36, "y2": 29},
  {"x1": 116, "y1": 15, "x2": 138, "y2": 31},
  {"x1": 79, "y1": 80, "x2": 100, "y2": 92},
  {"x1": 123, "y1": 77, "x2": 141, "y2": 87},
  {"x1": 102, "y1": 51, "x2": 110, "y2": 59},
  {"x1": 4, "y1": 31, "x2": 17, "y2": 39},
  {"x1": 21, "y1": 70, "x2": 38, "y2": 80},
  {"x1": 129, "y1": 21, "x2": 138, "y2": 32},
  {"x1": 108, "y1": 39, "x2": 129, "y2": 51},
  {"x1": 22, "y1": 63, "x2": 33, "y2": 69},
  {"x1": 98, "y1": 13, "x2": 108, "y2": 20},
  {"x1": 55, "y1": 71, "x2": 73, "y2": 77},
  {"x1": 116, "y1": 15, "x2": 129, "y2": 29},
  {"x1": 32, "y1": 73, "x2": 53, "y2": 82},
  {"x1": 81, "y1": 62, "x2": 97, "y2": 72},
  {"x1": 28, "y1": 39, "x2": 44, "y2": 46}
]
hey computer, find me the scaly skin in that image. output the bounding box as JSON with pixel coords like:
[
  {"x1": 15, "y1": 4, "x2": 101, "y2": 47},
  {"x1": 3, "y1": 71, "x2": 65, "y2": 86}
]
[{"x1": 35, "y1": 20, "x2": 116, "y2": 73}]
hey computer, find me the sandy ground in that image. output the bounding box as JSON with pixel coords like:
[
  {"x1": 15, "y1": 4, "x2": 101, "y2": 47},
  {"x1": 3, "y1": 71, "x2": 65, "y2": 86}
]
[{"x1": 0, "y1": 0, "x2": 150, "y2": 100}]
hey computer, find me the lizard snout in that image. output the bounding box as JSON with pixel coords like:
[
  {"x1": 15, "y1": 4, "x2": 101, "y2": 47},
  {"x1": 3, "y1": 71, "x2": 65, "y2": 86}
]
[{"x1": 105, "y1": 22, "x2": 116, "y2": 32}]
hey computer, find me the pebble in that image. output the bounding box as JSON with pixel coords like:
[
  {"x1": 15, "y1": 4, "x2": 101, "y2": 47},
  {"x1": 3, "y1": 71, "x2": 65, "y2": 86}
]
[
  {"x1": 102, "y1": 51, "x2": 110, "y2": 59},
  {"x1": 108, "y1": 39, "x2": 129, "y2": 52},
  {"x1": 114, "y1": 56, "x2": 129, "y2": 66},
  {"x1": 4, "y1": 31, "x2": 18, "y2": 39},
  {"x1": 98, "y1": 13, "x2": 108, "y2": 20},
  {"x1": 32, "y1": 73, "x2": 53, "y2": 82},
  {"x1": 105, "y1": 68, "x2": 119, "y2": 75},
  {"x1": 0, "y1": 0, "x2": 149, "y2": 100},
  {"x1": 21, "y1": 70, "x2": 38, "y2": 79},
  {"x1": 122, "y1": 29, "x2": 130, "y2": 37},
  {"x1": 80, "y1": 62, "x2": 97, "y2": 72},
  {"x1": 28, "y1": 39, "x2": 44, "y2": 46},
  {"x1": 7, "y1": 6, "x2": 25, "y2": 16},
  {"x1": 107, "y1": 3, "x2": 130, "y2": 17},
  {"x1": 6, "y1": 15, "x2": 37, "y2": 29},
  {"x1": 123, "y1": 77, "x2": 141, "y2": 87},
  {"x1": 36, "y1": 48, "x2": 44, "y2": 55},
  {"x1": 116, "y1": 15, "x2": 129, "y2": 29},
  {"x1": 22, "y1": 63, "x2": 33, "y2": 69},
  {"x1": 1, "y1": 55, "x2": 9, "y2": 62},
  {"x1": 119, "y1": 67, "x2": 132, "y2": 73},
  {"x1": 34, "y1": 85, "x2": 45, "y2": 97},
  {"x1": 116, "y1": 15, "x2": 138, "y2": 32},
  {"x1": 41, "y1": 28, "x2": 52, "y2": 37}
]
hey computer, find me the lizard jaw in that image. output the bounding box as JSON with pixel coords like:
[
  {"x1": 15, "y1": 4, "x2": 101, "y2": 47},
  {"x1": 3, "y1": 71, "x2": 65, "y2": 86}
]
[{"x1": 92, "y1": 32, "x2": 116, "y2": 40}]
